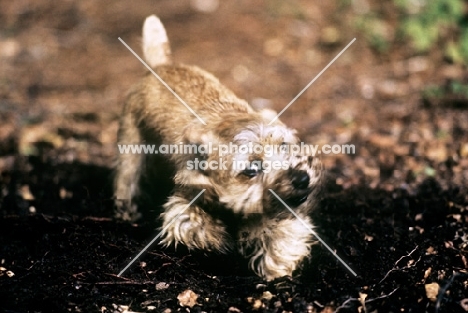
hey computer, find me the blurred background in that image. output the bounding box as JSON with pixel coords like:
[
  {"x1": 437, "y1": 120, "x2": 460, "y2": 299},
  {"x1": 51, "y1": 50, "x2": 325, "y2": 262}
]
[
  {"x1": 1, "y1": 0, "x2": 468, "y2": 212},
  {"x1": 1, "y1": 2, "x2": 468, "y2": 312}
]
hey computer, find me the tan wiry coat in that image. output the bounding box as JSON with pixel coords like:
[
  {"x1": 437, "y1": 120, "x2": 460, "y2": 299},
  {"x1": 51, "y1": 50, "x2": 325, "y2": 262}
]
[{"x1": 114, "y1": 15, "x2": 321, "y2": 280}]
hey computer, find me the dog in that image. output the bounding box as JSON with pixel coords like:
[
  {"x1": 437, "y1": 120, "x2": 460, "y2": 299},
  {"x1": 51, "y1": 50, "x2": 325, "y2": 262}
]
[{"x1": 114, "y1": 15, "x2": 322, "y2": 280}]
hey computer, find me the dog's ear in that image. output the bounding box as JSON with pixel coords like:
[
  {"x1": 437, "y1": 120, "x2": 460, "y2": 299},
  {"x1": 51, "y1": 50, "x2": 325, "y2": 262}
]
[
  {"x1": 181, "y1": 125, "x2": 220, "y2": 165},
  {"x1": 183, "y1": 125, "x2": 219, "y2": 147},
  {"x1": 179, "y1": 126, "x2": 220, "y2": 176}
]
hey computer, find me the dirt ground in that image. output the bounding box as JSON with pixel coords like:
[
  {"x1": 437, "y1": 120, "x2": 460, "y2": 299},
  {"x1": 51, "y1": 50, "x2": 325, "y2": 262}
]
[{"x1": 1, "y1": 0, "x2": 467, "y2": 312}]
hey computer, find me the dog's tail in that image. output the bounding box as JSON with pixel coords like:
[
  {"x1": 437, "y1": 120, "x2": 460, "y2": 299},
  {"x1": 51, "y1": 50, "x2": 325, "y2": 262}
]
[{"x1": 142, "y1": 15, "x2": 171, "y2": 67}]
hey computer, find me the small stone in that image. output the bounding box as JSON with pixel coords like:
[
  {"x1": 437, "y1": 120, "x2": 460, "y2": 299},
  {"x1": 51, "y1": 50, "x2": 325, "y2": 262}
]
[
  {"x1": 20, "y1": 185, "x2": 35, "y2": 201},
  {"x1": 155, "y1": 282, "x2": 170, "y2": 291},
  {"x1": 426, "y1": 246, "x2": 436, "y2": 254},
  {"x1": 424, "y1": 267, "x2": 432, "y2": 279}
]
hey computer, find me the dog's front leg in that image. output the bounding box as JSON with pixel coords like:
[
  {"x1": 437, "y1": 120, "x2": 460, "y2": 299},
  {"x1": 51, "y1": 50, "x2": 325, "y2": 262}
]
[
  {"x1": 160, "y1": 193, "x2": 232, "y2": 252},
  {"x1": 238, "y1": 215, "x2": 314, "y2": 281}
]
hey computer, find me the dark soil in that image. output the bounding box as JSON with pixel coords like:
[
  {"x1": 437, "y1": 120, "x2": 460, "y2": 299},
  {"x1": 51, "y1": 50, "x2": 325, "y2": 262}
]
[{"x1": 1, "y1": 1, "x2": 467, "y2": 312}]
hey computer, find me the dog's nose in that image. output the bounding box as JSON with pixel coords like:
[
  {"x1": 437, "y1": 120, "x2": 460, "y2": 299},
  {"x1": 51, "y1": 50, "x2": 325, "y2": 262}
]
[{"x1": 292, "y1": 170, "x2": 310, "y2": 189}]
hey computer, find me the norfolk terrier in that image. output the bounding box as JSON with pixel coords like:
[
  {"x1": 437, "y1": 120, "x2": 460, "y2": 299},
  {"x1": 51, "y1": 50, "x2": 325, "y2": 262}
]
[{"x1": 114, "y1": 15, "x2": 322, "y2": 280}]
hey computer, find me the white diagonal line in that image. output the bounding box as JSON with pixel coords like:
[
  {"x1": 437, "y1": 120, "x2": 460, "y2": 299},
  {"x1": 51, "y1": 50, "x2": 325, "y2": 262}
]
[
  {"x1": 118, "y1": 37, "x2": 207, "y2": 125},
  {"x1": 117, "y1": 189, "x2": 206, "y2": 277},
  {"x1": 268, "y1": 38, "x2": 356, "y2": 125},
  {"x1": 269, "y1": 189, "x2": 358, "y2": 277}
]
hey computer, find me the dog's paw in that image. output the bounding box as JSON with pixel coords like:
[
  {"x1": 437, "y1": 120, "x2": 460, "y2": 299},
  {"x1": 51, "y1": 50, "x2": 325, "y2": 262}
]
[
  {"x1": 160, "y1": 196, "x2": 231, "y2": 252},
  {"x1": 114, "y1": 199, "x2": 142, "y2": 222},
  {"x1": 239, "y1": 217, "x2": 313, "y2": 281}
]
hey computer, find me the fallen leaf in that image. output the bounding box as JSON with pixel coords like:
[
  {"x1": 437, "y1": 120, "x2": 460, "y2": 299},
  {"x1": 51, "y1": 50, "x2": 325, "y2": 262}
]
[
  {"x1": 261, "y1": 291, "x2": 273, "y2": 300},
  {"x1": 177, "y1": 289, "x2": 198, "y2": 308},
  {"x1": 425, "y1": 282, "x2": 439, "y2": 301},
  {"x1": 252, "y1": 299, "x2": 262, "y2": 310}
]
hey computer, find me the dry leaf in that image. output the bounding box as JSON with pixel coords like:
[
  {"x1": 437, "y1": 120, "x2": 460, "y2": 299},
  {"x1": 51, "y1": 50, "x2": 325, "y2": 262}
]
[
  {"x1": 252, "y1": 299, "x2": 262, "y2": 310},
  {"x1": 261, "y1": 291, "x2": 273, "y2": 300},
  {"x1": 177, "y1": 289, "x2": 198, "y2": 308},
  {"x1": 425, "y1": 282, "x2": 439, "y2": 301}
]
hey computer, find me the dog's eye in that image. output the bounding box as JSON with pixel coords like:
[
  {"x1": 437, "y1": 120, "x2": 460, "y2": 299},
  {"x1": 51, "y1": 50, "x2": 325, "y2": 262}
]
[
  {"x1": 242, "y1": 163, "x2": 261, "y2": 177},
  {"x1": 242, "y1": 168, "x2": 259, "y2": 177},
  {"x1": 280, "y1": 142, "x2": 289, "y2": 153}
]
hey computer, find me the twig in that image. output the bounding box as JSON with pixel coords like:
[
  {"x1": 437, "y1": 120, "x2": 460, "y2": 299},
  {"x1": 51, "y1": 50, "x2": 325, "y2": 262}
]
[
  {"x1": 365, "y1": 287, "x2": 399, "y2": 303},
  {"x1": 93, "y1": 280, "x2": 156, "y2": 285},
  {"x1": 334, "y1": 297, "x2": 359, "y2": 312},
  {"x1": 334, "y1": 287, "x2": 399, "y2": 312},
  {"x1": 378, "y1": 245, "x2": 420, "y2": 285},
  {"x1": 26, "y1": 251, "x2": 50, "y2": 270}
]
